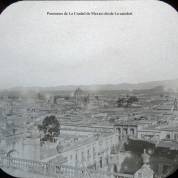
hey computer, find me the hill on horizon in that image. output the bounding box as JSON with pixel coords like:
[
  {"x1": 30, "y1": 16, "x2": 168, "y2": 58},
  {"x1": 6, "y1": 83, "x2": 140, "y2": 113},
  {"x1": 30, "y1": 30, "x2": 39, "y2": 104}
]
[{"x1": 2, "y1": 78, "x2": 178, "y2": 93}]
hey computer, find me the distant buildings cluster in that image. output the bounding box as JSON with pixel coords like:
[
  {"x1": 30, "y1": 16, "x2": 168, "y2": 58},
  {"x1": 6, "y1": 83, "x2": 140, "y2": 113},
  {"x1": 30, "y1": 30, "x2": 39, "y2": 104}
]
[{"x1": 0, "y1": 88, "x2": 178, "y2": 178}]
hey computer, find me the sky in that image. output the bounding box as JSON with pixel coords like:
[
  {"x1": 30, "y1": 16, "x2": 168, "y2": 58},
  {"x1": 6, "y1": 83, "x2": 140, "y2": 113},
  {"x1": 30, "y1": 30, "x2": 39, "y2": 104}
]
[{"x1": 0, "y1": 1, "x2": 177, "y2": 89}]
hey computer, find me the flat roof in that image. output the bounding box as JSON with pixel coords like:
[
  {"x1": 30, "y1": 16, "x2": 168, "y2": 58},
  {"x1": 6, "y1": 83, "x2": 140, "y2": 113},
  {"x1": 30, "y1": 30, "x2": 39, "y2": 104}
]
[
  {"x1": 59, "y1": 132, "x2": 113, "y2": 153},
  {"x1": 157, "y1": 140, "x2": 178, "y2": 149},
  {"x1": 114, "y1": 120, "x2": 155, "y2": 126},
  {"x1": 138, "y1": 124, "x2": 178, "y2": 132}
]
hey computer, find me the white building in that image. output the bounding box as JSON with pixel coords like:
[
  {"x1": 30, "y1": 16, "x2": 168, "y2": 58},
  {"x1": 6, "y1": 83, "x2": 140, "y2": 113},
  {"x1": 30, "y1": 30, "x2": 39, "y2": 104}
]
[{"x1": 42, "y1": 132, "x2": 118, "y2": 170}]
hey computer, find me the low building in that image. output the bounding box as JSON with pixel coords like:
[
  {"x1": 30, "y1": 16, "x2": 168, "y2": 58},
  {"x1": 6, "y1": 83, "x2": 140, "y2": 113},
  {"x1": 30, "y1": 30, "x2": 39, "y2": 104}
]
[
  {"x1": 42, "y1": 132, "x2": 118, "y2": 171},
  {"x1": 114, "y1": 120, "x2": 157, "y2": 141}
]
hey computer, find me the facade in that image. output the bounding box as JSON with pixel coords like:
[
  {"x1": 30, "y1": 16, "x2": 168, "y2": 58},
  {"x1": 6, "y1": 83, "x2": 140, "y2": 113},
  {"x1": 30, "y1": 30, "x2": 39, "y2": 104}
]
[
  {"x1": 137, "y1": 126, "x2": 178, "y2": 145},
  {"x1": 114, "y1": 123, "x2": 137, "y2": 141},
  {"x1": 43, "y1": 132, "x2": 118, "y2": 170},
  {"x1": 114, "y1": 120, "x2": 156, "y2": 141}
]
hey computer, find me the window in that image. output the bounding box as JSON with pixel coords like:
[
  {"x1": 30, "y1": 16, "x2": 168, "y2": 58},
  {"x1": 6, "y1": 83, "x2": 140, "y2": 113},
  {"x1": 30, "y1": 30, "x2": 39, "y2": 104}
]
[
  {"x1": 87, "y1": 150, "x2": 90, "y2": 160},
  {"x1": 70, "y1": 155, "x2": 72, "y2": 160},
  {"x1": 81, "y1": 152, "x2": 84, "y2": 161},
  {"x1": 93, "y1": 147, "x2": 96, "y2": 159},
  {"x1": 117, "y1": 128, "x2": 121, "y2": 134},
  {"x1": 130, "y1": 128, "x2": 135, "y2": 135},
  {"x1": 166, "y1": 134, "x2": 170, "y2": 140},
  {"x1": 106, "y1": 156, "x2": 109, "y2": 165},
  {"x1": 174, "y1": 133, "x2": 178, "y2": 140},
  {"x1": 123, "y1": 128, "x2": 128, "y2": 135},
  {"x1": 100, "y1": 157, "x2": 102, "y2": 168},
  {"x1": 75, "y1": 153, "x2": 78, "y2": 161},
  {"x1": 113, "y1": 164, "x2": 117, "y2": 172}
]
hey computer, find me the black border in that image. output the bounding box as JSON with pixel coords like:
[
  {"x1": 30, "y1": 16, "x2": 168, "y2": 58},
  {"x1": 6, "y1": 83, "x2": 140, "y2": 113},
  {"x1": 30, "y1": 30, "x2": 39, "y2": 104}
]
[
  {"x1": 0, "y1": 0, "x2": 177, "y2": 178},
  {"x1": 0, "y1": 168, "x2": 17, "y2": 178}
]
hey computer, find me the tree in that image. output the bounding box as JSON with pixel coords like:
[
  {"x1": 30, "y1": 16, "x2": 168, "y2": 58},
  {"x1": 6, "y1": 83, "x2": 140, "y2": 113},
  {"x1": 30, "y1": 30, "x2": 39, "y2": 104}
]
[
  {"x1": 126, "y1": 96, "x2": 138, "y2": 107},
  {"x1": 117, "y1": 98, "x2": 125, "y2": 107},
  {"x1": 117, "y1": 96, "x2": 139, "y2": 108},
  {"x1": 38, "y1": 115, "x2": 60, "y2": 142}
]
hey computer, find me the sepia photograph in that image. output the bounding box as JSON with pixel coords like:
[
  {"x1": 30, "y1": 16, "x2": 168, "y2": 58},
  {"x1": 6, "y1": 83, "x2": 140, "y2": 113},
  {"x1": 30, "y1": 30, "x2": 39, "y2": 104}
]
[{"x1": 0, "y1": 1, "x2": 178, "y2": 178}]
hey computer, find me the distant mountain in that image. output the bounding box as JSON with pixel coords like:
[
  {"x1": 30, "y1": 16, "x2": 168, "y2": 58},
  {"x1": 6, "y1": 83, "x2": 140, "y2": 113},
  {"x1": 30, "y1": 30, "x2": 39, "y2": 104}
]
[
  {"x1": 2, "y1": 78, "x2": 178, "y2": 93},
  {"x1": 52, "y1": 79, "x2": 178, "y2": 92}
]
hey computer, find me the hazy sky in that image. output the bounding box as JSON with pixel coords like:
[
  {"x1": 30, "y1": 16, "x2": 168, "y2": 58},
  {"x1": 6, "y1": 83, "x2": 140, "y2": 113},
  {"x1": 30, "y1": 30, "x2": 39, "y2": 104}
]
[{"x1": 0, "y1": 1, "x2": 177, "y2": 89}]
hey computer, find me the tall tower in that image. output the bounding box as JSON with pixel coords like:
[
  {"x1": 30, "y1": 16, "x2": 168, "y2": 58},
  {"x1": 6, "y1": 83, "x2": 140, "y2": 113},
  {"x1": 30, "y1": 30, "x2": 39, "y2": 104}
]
[
  {"x1": 73, "y1": 88, "x2": 89, "y2": 108},
  {"x1": 171, "y1": 98, "x2": 178, "y2": 112},
  {"x1": 74, "y1": 88, "x2": 83, "y2": 106}
]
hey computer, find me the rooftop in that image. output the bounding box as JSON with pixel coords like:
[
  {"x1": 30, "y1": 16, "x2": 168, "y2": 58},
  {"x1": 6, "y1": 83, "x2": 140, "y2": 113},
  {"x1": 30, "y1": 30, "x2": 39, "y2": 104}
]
[
  {"x1": 157, "y1": 140, "x2": 178, "y2": 150},
  {"x1": 114, "y1": 119, "x2": 156, "y2": 127}
]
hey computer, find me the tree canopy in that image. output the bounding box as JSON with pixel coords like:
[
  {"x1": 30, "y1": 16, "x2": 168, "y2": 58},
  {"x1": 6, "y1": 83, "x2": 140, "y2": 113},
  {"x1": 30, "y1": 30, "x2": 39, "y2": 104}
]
[
  {"x1": 117, "y1": 96, "x2": 138, "y2": 107},
  {"x1": 38, "y1": 115, "x2": 60, "y2": 142}
]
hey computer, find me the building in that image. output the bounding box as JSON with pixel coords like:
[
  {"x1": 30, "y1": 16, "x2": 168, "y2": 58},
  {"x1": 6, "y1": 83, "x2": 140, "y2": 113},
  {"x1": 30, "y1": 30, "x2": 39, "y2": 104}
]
[
  {"x1": 41, "y1": 131, "x2": 118, "y2": 171},
  {"x1": 114, "y1": 120, "x2": 157, "y2": 141}
]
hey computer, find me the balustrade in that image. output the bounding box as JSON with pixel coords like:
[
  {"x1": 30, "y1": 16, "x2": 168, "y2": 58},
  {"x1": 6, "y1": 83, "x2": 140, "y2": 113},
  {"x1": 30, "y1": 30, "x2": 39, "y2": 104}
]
[{"x1": 0, "y1": 156, "x2": 134, "y2": 178}]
